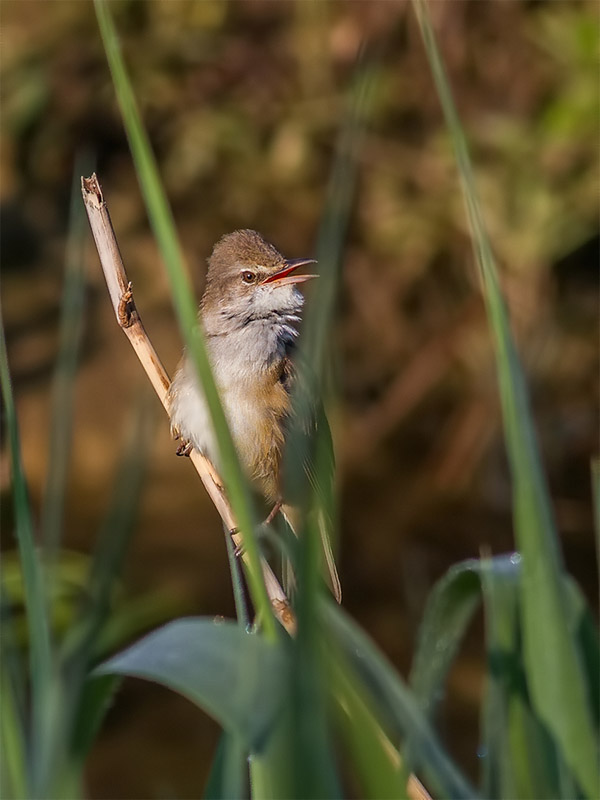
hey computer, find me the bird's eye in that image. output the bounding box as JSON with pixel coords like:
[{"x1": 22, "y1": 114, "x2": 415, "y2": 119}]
[{"x1": 241, "y1": 270, "x2": 256, "y2": 284}]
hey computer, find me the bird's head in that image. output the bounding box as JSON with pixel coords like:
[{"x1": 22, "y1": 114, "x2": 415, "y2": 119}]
[{"x1": 201, "y1": 229, "x2": 317, "y2": 329}]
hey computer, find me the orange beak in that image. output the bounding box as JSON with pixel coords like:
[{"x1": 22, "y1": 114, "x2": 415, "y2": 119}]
[{"x1": 260, "y1": 258, "x2": 318, "y2": 287}]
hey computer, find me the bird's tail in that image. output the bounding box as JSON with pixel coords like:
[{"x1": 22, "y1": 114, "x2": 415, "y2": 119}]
[{"x1": 281, "y1": 504, "x2": 342, "y2": 604}]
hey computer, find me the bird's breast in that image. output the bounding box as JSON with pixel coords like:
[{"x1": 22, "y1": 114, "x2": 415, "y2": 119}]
[
  {"x1": 225, "y1": 368, "x2": 288, "y2": 496},
  {"x1": 169, "y1": 330, "x2": 292, "y2": 499}
]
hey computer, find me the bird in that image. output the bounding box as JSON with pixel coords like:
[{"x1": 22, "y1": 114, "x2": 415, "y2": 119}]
[{"x1": 167, "y1": 229, "x2": 341, "y2": 602}]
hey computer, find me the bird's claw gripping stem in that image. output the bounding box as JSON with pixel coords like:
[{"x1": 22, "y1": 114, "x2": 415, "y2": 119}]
[
  {"x1": 230, "y1": 514, "x2": 276, "y2": 558},
  {"x1": 228, "y1": 527, "x2": 244, "y2": 558},
  {"x1": 175, "y1": 439, "x2": 193, "y2": 457}
]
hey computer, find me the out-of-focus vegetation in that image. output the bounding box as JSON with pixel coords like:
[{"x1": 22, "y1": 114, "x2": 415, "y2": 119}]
[{"x1": 1, "y1": 1, "x2": 598, "y2": 798}]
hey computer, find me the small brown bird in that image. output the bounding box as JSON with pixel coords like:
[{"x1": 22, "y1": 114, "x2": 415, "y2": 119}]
[{"x1": 167, "y1": 229, "x2": 341, "y2": 601}]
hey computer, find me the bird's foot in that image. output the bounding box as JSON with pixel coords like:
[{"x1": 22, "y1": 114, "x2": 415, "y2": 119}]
[
  {"x1": 228, "y1": 527, "x2": 243, "y2": 558},
  {"x1": 230, "y1": 520, "x2": 273, "y2": 558},
  {"x1": 175, "y1": 439, "x2": 193, "y2": 457},
  {"x1": 264, "y1": 499, "x2": 283, "y2": 526}
]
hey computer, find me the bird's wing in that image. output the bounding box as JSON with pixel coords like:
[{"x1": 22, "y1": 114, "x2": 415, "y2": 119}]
[{"x1": 280, "y1": 355, "x2": 341, "y2": 603}]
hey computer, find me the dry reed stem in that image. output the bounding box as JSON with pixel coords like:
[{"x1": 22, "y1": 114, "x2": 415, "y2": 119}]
[
  {"x1": 81, "y1": 173, "x2": 430, "y2": 800},
  {"x1": 408, "y1": 775, "x2": 434, "y2": 800},
  {"x1": 81, "y1": 173, "x2": 295, "y2": 635}
]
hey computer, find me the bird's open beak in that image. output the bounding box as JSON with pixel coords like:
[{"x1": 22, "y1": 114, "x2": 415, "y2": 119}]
[{"x1": 260, "y1": 258, "x2": 318, "y2": 286}]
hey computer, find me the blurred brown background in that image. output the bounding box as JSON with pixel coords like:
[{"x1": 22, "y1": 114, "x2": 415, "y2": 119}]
[{"x1": 1, "y1": 1, "x2": 598, "y2": 797}]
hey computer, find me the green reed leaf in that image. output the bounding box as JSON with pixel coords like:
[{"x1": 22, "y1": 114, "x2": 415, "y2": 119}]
[
  {"x1": 413, "y1": 2, "x2": 599, "y2": 795},
  {"x1": 0, "y1": 317, "x2": 52, "y2": 790},
  {"x1": 42, "y1": 155, "x2": 89, "y2": 555}
]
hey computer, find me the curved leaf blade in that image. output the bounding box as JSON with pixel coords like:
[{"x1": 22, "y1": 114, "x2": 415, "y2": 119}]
[
  {"x1": 409, "y1": 557, "x2": 492, "y2": 716},
  {"x1": 96, "y1": 618, "x2": 286, "y2": 751}
]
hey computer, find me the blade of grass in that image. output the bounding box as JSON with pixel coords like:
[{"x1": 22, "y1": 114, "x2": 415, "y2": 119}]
[
  {"x1": 210, "y1": 502, "x2": 251, "y2": 798},
  {"x1": 0, "y1": 578, "x2": 27, "y2": 745},
  {"x1": 32, "y1": 164, "x2": 91, "y2": 793},
  {"x1": 41, "y1": 154, "x2": 89, "y2": 555},
  {"x1": 563, "y1": 577, "x2": 600, "y2": 731},
  {"x1": 324, "y1": 600, "x2": 477, "y2": 799},
  {"x1": 285, "y1": 627, "x2": 342, "y2": 798},
  {"x1": 413, "y1": 2, "x2": 599, "y2": 794},
  {"x1": 409, "y1": 554, "x2": 588, "y2": 797},
  {"x1": 70, "y1": 389, "x2": 152, "y2": 660},
  {"x1": 592, "y1": 458, "x2": 599, "y2": 582},
  {"x1": 93, "y1": 0, "x2": 275, "y2": 641},
  {"x1": 479, "y1": 555, "x2": 561, "y2": 800},
  {"x1": 331, "y1": 653, "x2": 410, "y2": 800},
  {"x1": 221, "y1": 734, "x2": 248, "y2": 800},
  {"x1": 203, "y1": 732, "x2": 247, "y2": 800},
  {"x1": 33, "y1": 391, "x2": 152, "y2": 795},
  {"x1": 285, "y1": 59, "x2": 374, "y2": 512},
  {"x1": 0, "y1": 666, "x2": 28, "y2": 800},
  {"x1": 63, "y1": 391, "x2": 152, "y2": 773},
  {"x1": 0, "y1": 581, "x2": 28, "y2": 800},
  {"x1": 282, "y1": 60, "x2": 375, "y2": 799},
  {"x1": 248, "y1": 716, "x2": 296, "y2": 800},
  {"x1": 0, "y1": 315, "x2": 53, "y2": 789},
  {"x1": 69, "y1": 674, "x2": 120, "y2": 766}
]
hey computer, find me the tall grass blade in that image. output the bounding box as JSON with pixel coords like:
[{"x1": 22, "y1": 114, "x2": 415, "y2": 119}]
[
  {"x1": 324, "y1": 600, "x2": 477, "y2": 799},
  {"x1": 281, "y1": 60, "x2": 375, "y2": 799},
  {"x1": 31, "y1": 393, "x2": 151, "y2": 796},
  {"x1": 0, "y1": 584, "x2": 28, "y2": 800},
  {"x1": 479, "y1": 556, "x2": 561, "y2": 799},
  {"x1": 69, "y1": 390, "x2": 151, "y2": 661},
  {"x1": 203, "y1": 522, "x2": 251, "y2": 796},
  {"x1": 92, "y1": 0, "x2": 274, "y2": 639},
  {"x1": 592, "y1": 458, "x2": 600, "y2": 580},
  {"x1": 1, "y1": 669, "x2": 28, "y2": 799},
  {"x1": 69, "y1": 674, "x2": 119, "y2": 767},
  {"x1": 42, "y1": 154, "x2": 89, "y2": 555},
  {"x1": 410, "y1": 555, "x2": 589, "y2": 797},
  {"x1": 563, "y1": 577, "x2": 600, "y2": 730},
  {"x1": 304, "y1": 61, "x2": 374, "y2": 379},
  {"x1": 285, "y1": 636, "x2": 342, "y2": 798},
  {"x1": 248, "y1": 721, "x2": 297, "y2": 800},
  {"x1": 0, "y1": 578, "x2": 27, "y2": 739},
  {"x1": 0, "y1": 315, "x2": 53, "y2": 783},
  {"x1": 60, "y1": 392, "x2": 152, "y2": 776},
  {"x1": 331, "y1": 654, "x2": 409, "y2": 800},
  {"x1": 285, "y1": 60, "x2": 374, "y2": 514},
  {"x1": 203, "y1": 732, "x2": 247, "y2": 800},
  {"x1": 413, "y1": 2, "x2": 599, "y2": 794}
]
